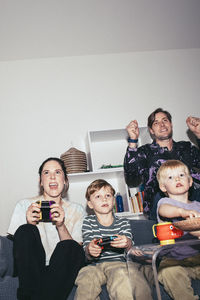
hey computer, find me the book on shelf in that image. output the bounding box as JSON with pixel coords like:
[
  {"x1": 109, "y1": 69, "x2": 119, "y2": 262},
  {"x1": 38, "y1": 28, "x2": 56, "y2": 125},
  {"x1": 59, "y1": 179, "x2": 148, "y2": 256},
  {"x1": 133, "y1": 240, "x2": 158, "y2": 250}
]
[
  {"x1": 130, "y1": 195, "x2": 140, "y2": 213},
  {"x1": 129, "y1": 186, "x2": 144, "y2": 213},
  {"x1": 113, "y1": 197, "x2": 118, "y2": 213},
  {"x1": 136, "y1": 191, "x2": 144, "y2": 212}
]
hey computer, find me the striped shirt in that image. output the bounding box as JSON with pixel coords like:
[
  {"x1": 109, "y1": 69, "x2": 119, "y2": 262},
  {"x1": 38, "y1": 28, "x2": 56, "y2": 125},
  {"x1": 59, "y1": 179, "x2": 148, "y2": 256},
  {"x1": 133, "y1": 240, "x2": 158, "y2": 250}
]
[{"x1": 82, "y1": 214, "x2": 133, "y2": 264}]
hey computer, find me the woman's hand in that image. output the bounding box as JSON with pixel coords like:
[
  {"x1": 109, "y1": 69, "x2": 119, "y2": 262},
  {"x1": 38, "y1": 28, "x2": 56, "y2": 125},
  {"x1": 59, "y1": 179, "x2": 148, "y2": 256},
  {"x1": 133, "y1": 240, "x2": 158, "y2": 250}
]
[
  {"x1": 87, "y1": 239, "x2": 102, "y2": 258},
  {"x1": 26, "y1": 202, "x2": 40, "y2": 225},
  {"x1": 50, "y1": 203, "x2": 65, "y2": 227},
  {"x1": 110, "y1": 235, "x2": 132, "y2": 251}
]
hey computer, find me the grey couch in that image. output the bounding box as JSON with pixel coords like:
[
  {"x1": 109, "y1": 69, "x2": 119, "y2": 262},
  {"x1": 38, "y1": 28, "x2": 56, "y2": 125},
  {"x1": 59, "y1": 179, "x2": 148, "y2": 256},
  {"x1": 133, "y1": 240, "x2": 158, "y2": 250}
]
[{"x1": 0, "y1": 219, "x2": 200, "y2": 300}]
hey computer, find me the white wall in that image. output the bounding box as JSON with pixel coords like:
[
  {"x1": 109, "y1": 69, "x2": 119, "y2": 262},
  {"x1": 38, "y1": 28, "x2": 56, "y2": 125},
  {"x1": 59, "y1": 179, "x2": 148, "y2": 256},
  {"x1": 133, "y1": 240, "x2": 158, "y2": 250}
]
[{"x1": 0, "y1": 48, "x2": 200, "y2": 235}]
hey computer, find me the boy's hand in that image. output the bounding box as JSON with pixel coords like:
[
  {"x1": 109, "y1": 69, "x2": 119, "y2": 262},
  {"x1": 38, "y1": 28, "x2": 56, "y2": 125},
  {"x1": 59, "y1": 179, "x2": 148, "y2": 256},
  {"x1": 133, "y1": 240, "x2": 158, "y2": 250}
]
[
  {"x1": 110, "y1": 235, "x2": 132, "y2": 250},
  {"x1": 87, "y1": 239, "x2": 102, "y2": 257}
]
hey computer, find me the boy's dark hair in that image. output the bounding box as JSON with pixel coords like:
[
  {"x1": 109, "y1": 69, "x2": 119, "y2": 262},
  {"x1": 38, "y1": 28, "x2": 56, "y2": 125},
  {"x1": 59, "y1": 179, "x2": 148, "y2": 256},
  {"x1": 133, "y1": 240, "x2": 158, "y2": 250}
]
[
  {"x1": 85, "y1": 179, "x2": 115, "y2": 201},
  {"x1": 147, "y1": 108, "x2": 172, "y2": 128}
]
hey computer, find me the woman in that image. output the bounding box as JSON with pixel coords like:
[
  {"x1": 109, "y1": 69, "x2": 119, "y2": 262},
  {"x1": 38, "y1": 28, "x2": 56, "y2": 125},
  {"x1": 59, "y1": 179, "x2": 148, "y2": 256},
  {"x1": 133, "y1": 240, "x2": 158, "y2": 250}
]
[{"x1": 8, "y1": 157, "x2": 85, "y2": 300}]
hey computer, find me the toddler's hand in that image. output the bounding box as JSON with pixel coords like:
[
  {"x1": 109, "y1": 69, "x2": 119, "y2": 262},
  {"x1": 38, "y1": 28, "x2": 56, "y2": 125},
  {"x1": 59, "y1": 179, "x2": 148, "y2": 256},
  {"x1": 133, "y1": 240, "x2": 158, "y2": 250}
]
[
  {"x1": 179, "y1": 207, "x2": 200, "y2": 219},
  {"x1": 131, "y1": 249, "x2": 144, "y2": 256}
]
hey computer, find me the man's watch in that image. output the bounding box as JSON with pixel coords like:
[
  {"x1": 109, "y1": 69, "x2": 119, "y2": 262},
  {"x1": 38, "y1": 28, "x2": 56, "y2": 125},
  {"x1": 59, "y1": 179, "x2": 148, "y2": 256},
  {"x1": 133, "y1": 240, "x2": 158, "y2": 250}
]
[{"x1": 128, "y1": 138, "x2": 138, "y2": 143}]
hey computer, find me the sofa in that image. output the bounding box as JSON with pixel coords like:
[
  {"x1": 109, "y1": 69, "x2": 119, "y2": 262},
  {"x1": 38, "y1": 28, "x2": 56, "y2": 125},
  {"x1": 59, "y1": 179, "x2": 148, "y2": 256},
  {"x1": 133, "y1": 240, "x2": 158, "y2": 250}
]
[{"x1": 0, "y1": 219, "x2": 200, "y2": 300}]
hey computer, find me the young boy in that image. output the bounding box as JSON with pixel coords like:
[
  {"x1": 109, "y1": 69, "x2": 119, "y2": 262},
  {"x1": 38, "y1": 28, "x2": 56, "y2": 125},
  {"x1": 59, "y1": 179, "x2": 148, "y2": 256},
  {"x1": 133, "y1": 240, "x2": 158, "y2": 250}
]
[
  {"x1": 156, "y1": 160, "x2": 200, "y2": 300},
  {"x1": 75, "y1": 179, "x2": 153, "y2": 300}
]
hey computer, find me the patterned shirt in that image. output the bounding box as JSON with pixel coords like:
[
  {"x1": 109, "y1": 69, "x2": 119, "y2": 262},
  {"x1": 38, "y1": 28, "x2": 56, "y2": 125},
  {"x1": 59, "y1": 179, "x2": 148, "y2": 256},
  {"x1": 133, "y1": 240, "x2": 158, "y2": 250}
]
[
  {"x1": 124, "y1": 139, "x2": 200, "y2": 214},
  {"x1": 82, "y1": 215, "x2": 133, "y2": 264}
]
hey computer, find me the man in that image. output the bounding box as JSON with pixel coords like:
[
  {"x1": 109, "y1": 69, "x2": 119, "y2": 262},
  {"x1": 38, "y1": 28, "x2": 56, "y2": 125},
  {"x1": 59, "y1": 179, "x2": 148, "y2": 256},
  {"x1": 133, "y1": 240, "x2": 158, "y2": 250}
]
[{"x1": 124, "y1": 108, "x2": 200, "y2": 220}]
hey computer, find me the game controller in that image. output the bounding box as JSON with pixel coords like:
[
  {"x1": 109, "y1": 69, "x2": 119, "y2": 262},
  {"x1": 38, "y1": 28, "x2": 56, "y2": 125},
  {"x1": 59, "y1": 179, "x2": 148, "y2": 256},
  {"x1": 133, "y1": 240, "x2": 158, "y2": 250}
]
[
  {"x1": 95, "y1": 236, "x2": 117, "y2": 249},
  {"x1": 36, "y1": 200, "x2": 55, "y2": 222}
]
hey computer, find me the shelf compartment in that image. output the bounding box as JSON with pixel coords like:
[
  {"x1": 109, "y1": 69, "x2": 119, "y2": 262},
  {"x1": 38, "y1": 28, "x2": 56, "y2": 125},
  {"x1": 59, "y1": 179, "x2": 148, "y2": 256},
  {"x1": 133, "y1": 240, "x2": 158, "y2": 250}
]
[
  {"x1": 88, "y1": 127, "x2": 150, "y2": 171},
  {"x1": 67, "y1": 169, "x2": 130, "y2": 213}
]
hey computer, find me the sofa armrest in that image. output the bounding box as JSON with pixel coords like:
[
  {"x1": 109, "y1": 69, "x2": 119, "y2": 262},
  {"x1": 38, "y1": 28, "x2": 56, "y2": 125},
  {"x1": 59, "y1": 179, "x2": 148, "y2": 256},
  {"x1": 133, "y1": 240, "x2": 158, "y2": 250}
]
[
  {"x1": 0, "y1": 236, "x2": 15, "y2": 277},
  {"x1": 0, "y1": 276, "x2": 18, "y2": 300}
]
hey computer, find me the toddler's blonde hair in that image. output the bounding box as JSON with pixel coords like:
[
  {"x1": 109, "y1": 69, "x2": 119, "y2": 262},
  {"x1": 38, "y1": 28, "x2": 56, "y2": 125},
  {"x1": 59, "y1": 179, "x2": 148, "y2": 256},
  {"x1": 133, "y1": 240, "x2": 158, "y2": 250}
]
[{"x1": 157, "y1": 160, "x2": 192, "y2": 186}]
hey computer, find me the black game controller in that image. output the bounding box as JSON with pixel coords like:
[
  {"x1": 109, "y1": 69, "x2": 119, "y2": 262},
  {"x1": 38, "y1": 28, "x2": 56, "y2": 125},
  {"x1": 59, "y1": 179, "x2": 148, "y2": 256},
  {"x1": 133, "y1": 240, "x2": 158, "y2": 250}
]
[
  {"x1": 36, "y1": 200, "x2": 55, "y2": 222},
  {"x1": 95, "y1": 236, "x2": 117, "y2": 249}
]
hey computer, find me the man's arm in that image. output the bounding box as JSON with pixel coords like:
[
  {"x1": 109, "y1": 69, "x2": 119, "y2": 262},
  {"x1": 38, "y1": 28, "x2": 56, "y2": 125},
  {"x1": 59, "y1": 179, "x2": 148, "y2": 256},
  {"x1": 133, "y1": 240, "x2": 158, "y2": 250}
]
[
  {"x1": 124, "y1": 146, "x2": 146, "y2": 187},
  {"x1": 124, "y1": 120, "x2": 143, "y2": 187}
]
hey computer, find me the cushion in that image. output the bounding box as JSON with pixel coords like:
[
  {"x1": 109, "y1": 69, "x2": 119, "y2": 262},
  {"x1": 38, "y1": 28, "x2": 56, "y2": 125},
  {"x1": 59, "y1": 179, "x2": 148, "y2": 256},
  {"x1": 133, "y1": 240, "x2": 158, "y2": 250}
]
[{"x1": 130, "y1": 219, "x2": 157, "y2": 245}]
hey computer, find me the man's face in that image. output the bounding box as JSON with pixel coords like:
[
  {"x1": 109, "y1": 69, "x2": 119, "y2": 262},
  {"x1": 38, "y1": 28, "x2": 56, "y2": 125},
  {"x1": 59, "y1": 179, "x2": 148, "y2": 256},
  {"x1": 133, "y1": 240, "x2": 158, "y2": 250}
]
[{"x1": 149, "y1": 112, "x2": 173, "y2": 141}]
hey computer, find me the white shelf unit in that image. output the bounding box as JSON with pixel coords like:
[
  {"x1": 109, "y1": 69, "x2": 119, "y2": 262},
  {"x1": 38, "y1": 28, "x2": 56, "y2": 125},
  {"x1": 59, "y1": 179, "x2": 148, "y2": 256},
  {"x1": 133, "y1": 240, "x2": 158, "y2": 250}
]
[{"x1": 67, "y1": 127, "x2": 151, "y2": 218}]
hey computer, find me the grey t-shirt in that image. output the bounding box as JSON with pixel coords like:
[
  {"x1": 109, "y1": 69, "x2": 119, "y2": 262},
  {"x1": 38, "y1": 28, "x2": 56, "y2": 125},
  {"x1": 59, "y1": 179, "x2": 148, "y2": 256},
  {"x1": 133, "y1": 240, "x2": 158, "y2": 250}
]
[{"x1": 157, "y1": 197, "x2": 200, "y2": 260}]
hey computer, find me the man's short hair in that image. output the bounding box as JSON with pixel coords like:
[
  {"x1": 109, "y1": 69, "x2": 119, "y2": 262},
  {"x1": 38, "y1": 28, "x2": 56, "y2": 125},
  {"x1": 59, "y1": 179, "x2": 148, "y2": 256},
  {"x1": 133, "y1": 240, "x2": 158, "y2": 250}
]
[
  {"x1": 147, "y1": 108, "x2": 172, "y2": 128},
  {"x1": 85, "y1": 179, "x2": 115, "y2": 201}
]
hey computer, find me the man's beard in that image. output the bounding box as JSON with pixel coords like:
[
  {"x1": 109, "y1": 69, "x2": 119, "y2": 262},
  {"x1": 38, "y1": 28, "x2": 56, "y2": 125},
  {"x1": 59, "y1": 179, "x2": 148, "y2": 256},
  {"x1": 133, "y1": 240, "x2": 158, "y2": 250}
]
[{"x1": 156, "y1": 130, "x2": 173, "y2": 141}]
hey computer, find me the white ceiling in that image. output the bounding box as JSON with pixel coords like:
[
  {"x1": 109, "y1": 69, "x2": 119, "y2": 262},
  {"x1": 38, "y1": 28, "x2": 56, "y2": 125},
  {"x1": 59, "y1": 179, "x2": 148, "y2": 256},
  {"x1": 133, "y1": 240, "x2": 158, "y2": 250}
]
[{"x1": 1, "y1": 0, "x2": 200, "y2": 61}]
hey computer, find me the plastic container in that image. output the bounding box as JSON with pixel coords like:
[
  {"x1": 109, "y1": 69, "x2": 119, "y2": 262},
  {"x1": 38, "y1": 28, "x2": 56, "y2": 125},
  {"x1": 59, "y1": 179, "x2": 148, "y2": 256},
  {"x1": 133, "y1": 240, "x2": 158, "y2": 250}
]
[{"x1": 116, "y1": 193, "x2": 124, "y2": 212}]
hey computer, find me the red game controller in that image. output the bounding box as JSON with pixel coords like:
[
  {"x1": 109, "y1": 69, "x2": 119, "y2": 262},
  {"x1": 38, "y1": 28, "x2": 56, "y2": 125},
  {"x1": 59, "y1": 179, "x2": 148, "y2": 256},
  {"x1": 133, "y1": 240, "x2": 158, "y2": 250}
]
[{"x1": 95, "y1": 236, "x2": 117, "y2": 249}]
